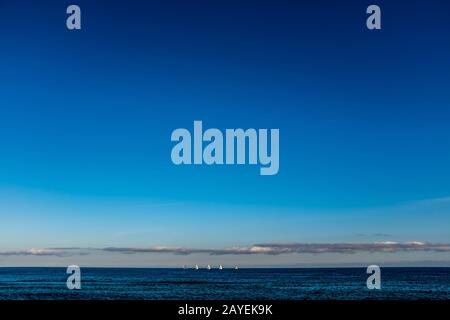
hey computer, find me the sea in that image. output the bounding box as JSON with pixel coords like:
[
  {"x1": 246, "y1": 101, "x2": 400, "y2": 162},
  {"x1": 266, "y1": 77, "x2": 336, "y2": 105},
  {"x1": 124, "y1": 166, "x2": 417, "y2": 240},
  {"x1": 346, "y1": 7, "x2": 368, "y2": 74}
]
[{"x1": 0, "y1": 267, "x2": 448, "y2": 300}]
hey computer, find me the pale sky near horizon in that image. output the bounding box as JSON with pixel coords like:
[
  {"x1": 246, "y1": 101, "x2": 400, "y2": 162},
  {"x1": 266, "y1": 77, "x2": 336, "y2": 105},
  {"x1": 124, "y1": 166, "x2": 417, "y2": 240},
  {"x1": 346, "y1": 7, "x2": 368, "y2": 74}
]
[{"x1": 1, "y1": 188, "x2": 449, "y2": 267}]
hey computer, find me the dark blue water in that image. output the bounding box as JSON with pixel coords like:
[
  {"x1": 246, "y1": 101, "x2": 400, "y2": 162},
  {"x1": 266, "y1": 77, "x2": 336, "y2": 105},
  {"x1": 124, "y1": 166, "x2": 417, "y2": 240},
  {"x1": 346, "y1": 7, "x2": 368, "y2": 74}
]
[{"x1": 0, "y1": 268, "x2": 448, "y2": 300}]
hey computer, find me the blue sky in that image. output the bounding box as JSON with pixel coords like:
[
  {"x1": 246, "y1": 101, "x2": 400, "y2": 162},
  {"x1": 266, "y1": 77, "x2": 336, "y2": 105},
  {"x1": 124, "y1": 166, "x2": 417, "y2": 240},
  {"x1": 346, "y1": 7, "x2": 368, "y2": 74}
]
[{"x1": 0, "y1": 0, "x2": 450, "y2": 267}]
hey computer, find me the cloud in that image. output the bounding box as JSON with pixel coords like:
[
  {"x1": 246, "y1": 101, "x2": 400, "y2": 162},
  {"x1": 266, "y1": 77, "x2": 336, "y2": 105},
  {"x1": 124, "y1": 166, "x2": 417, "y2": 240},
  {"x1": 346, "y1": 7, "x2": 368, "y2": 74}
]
[
  {"x1": 404, "y1": 196, "x2": 450, "y2": 207},
  {"x1": 0, "y1": 248, "x2": 67, "y2": 257},
  {"x1": 355, "y1": 233, "x2": 392, "y2": 238},
  {"x1": 0, "y1": 247, "x2": 92, "y2": 257},
  {"x1": 103, "y1": 246, "x2": 208, "y2": 255},
  {"x1": 101, "y1": 241, "x2": 450, "y2": 256},
  {"x1": 2, "y1": 242, "x2": 449, "y2": 257}
]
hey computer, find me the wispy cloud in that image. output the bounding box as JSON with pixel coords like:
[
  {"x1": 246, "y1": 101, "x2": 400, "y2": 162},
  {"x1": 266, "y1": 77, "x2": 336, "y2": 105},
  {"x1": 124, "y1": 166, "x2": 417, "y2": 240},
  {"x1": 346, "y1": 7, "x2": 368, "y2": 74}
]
[
  {"x1": 101, "y1": 242, "x2": 450, "y2": 255},
  {"x1": 402, "y1": 196, "x2": 450, "y2": 207},
  {"x1": 102, "y1": 246, "x2": 207, "y2": 255},
  {"x1": 0, "y1": 248, "x2": 67, "y2": 257},
  {"x1": 2, "y1": 241, "x2": 449, "y2": 257},
  {"x1": 236, "y1": 242, "x2": 450, "y2": 255},
  {"x1": 355, "y1": 233, "x2": 392, "y2": 238}
]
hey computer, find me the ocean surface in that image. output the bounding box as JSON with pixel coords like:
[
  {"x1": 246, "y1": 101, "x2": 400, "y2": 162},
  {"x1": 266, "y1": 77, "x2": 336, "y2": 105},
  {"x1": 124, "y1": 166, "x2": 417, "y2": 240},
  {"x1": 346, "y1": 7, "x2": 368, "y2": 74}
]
[{"x1": 0, "y1": 267, "x2": 449, "y2": 300}]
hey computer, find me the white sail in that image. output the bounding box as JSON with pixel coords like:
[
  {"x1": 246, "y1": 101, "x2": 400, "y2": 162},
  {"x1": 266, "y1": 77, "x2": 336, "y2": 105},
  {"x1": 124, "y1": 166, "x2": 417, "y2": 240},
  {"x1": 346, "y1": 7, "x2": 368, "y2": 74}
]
[
  {"x1": 195, "y1": 264, "x2": 199, "y2": 270},
  {"x1": 219, "y1": 265, "x2": 223, "y2": 270},
  {"x1": 207, "y1": 264, "x2": 211, "y2": 270}
]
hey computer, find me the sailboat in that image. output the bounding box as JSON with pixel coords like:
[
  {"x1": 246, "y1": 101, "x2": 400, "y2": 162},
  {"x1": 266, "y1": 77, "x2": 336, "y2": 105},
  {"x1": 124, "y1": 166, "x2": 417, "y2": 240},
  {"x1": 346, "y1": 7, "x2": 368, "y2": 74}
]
[
  {"x1": 207, "y1": 265, "x2": 211, "y2": 270},
  {"x1": 234, "y1": 266, "x2": 239, "y2": 270},
  {"x1": 219, "y1": 265, "x2": 223, "y2": 270},
  {"x1": 195, "y1": 264, "x2": 199, "y2": 270}
]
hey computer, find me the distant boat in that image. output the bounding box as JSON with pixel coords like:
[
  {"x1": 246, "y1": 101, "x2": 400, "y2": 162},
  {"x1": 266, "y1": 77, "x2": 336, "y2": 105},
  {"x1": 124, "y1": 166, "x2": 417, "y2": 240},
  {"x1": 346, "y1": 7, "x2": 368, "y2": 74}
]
[
  {"x1": 207, "y1": 265, "x2": 211, "y2": 270},
  {"x1": 195, "y1": 264, "x2": 199, "y2": 270},
  {"x1": 235, "y1": 266, "x2": 239, "y2": 270},
  {"x1": 182, "y1": 265, "x2": 186, "y2": 269},
  {"x1": 219, "y1": 265, "x2": 223, "y2": 270}
]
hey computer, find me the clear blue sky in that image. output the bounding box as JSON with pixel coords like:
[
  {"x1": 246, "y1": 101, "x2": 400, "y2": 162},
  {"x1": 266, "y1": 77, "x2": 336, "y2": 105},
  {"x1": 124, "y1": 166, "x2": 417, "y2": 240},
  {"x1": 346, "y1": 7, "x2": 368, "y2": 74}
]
[{"x1": 0, "y1": 0, "x2": 449, "y2": 267}]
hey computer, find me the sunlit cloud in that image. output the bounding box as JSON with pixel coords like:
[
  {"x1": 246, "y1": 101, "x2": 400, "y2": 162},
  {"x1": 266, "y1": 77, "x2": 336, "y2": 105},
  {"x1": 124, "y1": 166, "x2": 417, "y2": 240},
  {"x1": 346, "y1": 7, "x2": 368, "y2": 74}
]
[{"x1": 0, "y1": 248, "x2": 67, "y2": 257}]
